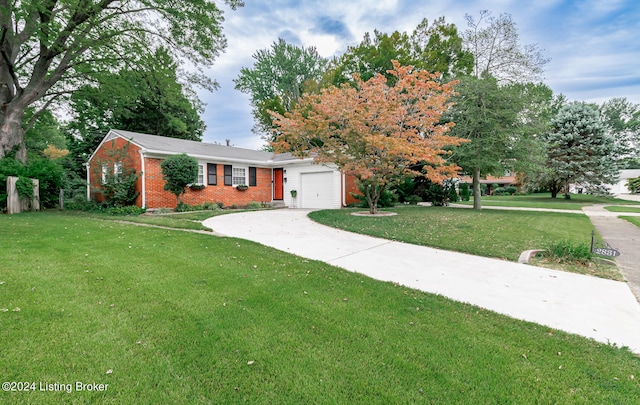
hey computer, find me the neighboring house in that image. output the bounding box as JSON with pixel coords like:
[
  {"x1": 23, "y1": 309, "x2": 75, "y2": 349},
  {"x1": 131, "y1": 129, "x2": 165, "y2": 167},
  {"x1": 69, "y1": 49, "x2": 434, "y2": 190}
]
[
  {"x1": 457, "y1": 172, "x2": 517, "y2": 195},
  {"x1": 88, "y1": 129, "x2": 360, "y2": 209},
  {"x1": 606, "y1": 169, "x2": 640, "y2": 195}
]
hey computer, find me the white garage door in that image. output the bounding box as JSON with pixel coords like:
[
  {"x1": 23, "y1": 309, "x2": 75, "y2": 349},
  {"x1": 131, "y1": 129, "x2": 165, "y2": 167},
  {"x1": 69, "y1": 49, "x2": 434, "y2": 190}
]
[{"x1": 301, "y1": 172, "x2": 334, "y2": 209}]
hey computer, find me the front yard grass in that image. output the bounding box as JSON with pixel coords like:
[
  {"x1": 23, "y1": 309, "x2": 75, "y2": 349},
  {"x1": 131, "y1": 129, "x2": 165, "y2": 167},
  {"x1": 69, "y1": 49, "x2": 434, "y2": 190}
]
[
  {"x1": 456, "y1": 193, "x2": 640, "y2": 210},
  {"x1": 1, "y1": 211, "x2": 639, "y2": 404},
  {"x1": 66, "y1": 209, "x2": 234, "y2": 232},
  {"x1": 605, "y1": 205, "x2": 640, "y2": 213},
  {"x1": 309, "y1": 206, "x2": 595, "y2": 262},
  {"x1": 621, "y1": 216, "x2": 640, "y2": 228},
  {"x1": 309, "y1": 206, "x2": 620, "y2": 280}
]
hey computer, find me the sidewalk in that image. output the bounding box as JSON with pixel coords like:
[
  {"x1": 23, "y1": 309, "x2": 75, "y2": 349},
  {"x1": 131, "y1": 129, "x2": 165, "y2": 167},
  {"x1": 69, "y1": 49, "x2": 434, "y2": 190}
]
[
  {"x1": 452, "y1": 201, "x2": 640, "y2": 299},
  {"x1": 203, "y1": 209, "x2": 640, "y2": 353},
  {"x1": 582, "y1": 205, "x2": 640, "y2": 300}
]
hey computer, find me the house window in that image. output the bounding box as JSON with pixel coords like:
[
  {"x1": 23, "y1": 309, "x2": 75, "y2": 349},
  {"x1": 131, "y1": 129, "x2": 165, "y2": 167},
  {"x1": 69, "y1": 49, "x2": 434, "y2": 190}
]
[
  {"x1": 196, "y1": 164, "x2": 204, "y2": 185},
  {"x1": 232, "y1": 167, "x2": 247, "y2": 185},
  {"x1": 249, "y1": 167, "x2": 257, "y2": 186},
  {"x1": 101, "y1": 164, "x2": 108, "y2": 184},
  {"x1": 102, "y1": 162, "x2": 122, "y2": 184},
  {"x1": 223, "y1": 165, "x2": 255, "y2": 186},
  {"x1": 207, "y1": 164, "x2": 217, "y2": 185}
]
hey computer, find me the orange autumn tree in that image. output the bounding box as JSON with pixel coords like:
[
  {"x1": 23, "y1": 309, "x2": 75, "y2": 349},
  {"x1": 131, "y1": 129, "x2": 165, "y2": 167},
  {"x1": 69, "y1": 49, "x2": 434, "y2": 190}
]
[{"x1": 271, "y1": 60, "x2": 468, "y2": 214}]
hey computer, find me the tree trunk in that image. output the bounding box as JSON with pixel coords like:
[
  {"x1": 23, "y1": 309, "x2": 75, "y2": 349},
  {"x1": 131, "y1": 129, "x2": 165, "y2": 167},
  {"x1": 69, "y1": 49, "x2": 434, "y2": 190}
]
[
  {"x1": 0, "y1": 105, "x2": 27, "y2": 162},
  {"x1": 366, "y1": 184, "x2": 379, "y2": 215},
  {"x1": 472, "y1": 167, "x2": 482, "y2": 210},
  {"x1": 563, "y1": 178, "x2": 571, "y2": 200}
]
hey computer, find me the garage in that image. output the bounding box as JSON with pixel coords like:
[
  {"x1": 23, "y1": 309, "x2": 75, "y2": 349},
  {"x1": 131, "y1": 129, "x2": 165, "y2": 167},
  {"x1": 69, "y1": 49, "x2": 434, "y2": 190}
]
[{"x1": 300, "y1": 172, "x2": 335, "y2": 208}]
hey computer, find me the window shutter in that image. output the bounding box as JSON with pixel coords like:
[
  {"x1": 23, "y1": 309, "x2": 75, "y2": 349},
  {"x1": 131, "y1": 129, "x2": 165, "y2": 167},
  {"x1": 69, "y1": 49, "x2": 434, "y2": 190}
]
[
  {"x1": 249, "y1": 167, "x2": 257, "y2": 186},
  {"x1": 224, "y1": 165, "x2": 232, "y2": 186},
  {"x1": 207, "y1": 164, "x2": 217, "y2": 185}
]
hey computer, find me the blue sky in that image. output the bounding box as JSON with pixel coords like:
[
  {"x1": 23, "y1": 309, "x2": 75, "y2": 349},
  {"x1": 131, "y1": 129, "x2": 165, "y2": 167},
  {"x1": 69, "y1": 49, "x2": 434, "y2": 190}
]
[{"x1": 198, "y1": 0, "x2": 640, "y2": 149}]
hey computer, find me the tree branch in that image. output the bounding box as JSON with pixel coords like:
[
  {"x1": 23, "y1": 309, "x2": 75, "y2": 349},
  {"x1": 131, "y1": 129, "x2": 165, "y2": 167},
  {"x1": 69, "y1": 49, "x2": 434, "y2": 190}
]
[{"x1": 23, "y1": 91, "x2": 67, "y2": 131}]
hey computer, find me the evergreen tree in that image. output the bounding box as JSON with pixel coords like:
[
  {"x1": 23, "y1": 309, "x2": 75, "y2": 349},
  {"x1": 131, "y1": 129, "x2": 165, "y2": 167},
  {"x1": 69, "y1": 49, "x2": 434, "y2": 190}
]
[{"x1": 544, "y1": 103, "x2": 618, "y2": 198}]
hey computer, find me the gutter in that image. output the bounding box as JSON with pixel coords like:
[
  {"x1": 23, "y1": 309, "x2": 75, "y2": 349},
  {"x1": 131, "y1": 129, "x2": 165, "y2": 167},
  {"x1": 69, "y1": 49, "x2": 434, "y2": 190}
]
[
  {"x1": 342, "y1": 173, "x2": 346, "y2": 207},
  {"x1": 139, "y1": 150, "x2": 146, "y2": 208},
  {"x1": 142, "y1": 150, "x2": 315, "y2": 168},
  {"x1": 84, "y1": 162, "x2": 90, "y2": 201}
]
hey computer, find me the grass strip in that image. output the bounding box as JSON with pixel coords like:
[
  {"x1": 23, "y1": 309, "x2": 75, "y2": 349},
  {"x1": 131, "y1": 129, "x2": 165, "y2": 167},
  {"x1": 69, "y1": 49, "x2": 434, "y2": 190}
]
[
  {"x1": 621, "y1": 216, "x2": 640, "y2": 228},
  {"x1": 456, "y1": 193, "x2": 640, "y2": 210},
  {"x1": 604, "y1": 206, "x2": 640, "y2": 213},
  {"x1": 65, "y1": 210, "x2": 233, "y2": 232}
]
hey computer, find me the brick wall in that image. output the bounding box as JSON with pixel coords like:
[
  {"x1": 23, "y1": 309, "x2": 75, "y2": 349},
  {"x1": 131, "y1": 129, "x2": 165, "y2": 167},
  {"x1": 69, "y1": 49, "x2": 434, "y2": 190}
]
[
  {"x1": 343, "y1": 174, "x2": 361, "y2": 206},
  {"x1": 145, "y1": 160, "x2": 273, "y2": 209},
  {"x1": 89, "y1": 138, "x2": 143, "y2": 206}
]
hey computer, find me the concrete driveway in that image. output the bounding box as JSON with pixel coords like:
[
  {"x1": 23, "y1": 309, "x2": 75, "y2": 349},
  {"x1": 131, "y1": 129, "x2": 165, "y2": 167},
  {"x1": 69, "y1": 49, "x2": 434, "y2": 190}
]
[{"x1": 203, "y1": 209, "x2": 640, "y2": 353}]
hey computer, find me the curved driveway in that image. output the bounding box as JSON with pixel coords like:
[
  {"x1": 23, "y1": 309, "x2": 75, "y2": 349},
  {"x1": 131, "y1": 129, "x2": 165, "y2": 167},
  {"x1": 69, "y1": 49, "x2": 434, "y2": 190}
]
[{"x1": 203, "y1": 209, "x2": 640, "y2": 353}]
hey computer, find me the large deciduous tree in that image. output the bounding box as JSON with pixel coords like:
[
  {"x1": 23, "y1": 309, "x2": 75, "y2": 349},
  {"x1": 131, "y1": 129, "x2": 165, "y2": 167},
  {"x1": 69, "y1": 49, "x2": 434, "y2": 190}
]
[
  {"x1": 234, "y1": 38, "x2": 327, "y2": 143},
  {"x1": 448, "y1": 77, "x2": 553, "y2": 208},
  {"x1": 70, "y1": 49, "x2": 205, "y2": 142},
  {"x1": 272, "y1": 61, "x2": 467, "y2": 215},
  {"x1": 463, "y1": 10, "x2": 549, "y2": 84},
  {"x1": 544, "y1": 102, "x2": 618, "y2": 198},
  {"x1": 64, "y1": 47, "x2": 206, "y2": 177},
  {"x1": 453, "y1": 10, "x2": 550, "y2": 209},
  {"x1": 599, "y1": 97, "x2": 640, "y2": 169},
  {"x1": 330, "y1": 16, "x2": 472, "y2": 86},
  {"x1": 0, "y1": 0, "x2": 242, "y2": 162}
]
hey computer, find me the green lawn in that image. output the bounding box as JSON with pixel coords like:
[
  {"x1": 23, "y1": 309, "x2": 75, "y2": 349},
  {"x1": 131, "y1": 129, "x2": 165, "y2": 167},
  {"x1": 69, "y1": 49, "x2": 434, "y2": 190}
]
[
  {"x1": 621, "y1": 216, "x2": 640, "y2": 228},
  {"x1": 456, "y1": 193, "x2": 640, "y2": 210},
  {"x1": 604, "y1": 206, "x2": 640, "y2": 213},
  {"x1": 66, "y1": 209, "x2": 233, "y2": 232},
  {"x1": 309, "y1": 206, "x2": 596, "y2": 262},
  {"x1": 1, "y1": 212, "x2": 639, "y2": 404}
]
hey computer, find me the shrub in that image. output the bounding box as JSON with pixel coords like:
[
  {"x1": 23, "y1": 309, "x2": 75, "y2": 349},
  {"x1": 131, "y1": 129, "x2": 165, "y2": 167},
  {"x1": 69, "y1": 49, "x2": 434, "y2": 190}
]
[
  {"x1": 391, "y1": 177, "x2": 415, "y2": 203},
  {"x1": 448, "y1": 183, "x2": 459, "y2": 203},
  {"x1": 160, "y1": 154, "x2": 198, "y2": 204},
  {"x1": 543, "y1": 240, "x2": 592, "y2": 265},
  {"x1": 15, "y1": 176, "x2": 34, "y2": 201},
  {"x1": 62, "y1": 171, "x2": 89, "y2": 210},
  {"x1": 201, "y1": 201, "x2": 222, "y2": 210},
  {"x1": 505, "y1": 186, "x2": 517, "y2": 195},
  {"x1": 104, "y1": 205, "x2": 146, "y2": 216},
  {"x1": 352, "y1": 186, "x2": 397, "y2": 208},
  {"x1": 176, "y1": 202, "x2": 194, "y2": 212},
  {"x1": 26, "y1": 157, "x2": 64, "y2": 208},
  {"x1": 493, "y1": 187, "x2": 506, "y2": 196},
  {"x1": 99, "y1": 169, "x2": 140, "y2": 208},
  {"x1": 459, "y1": 183, "x2": 470, "y2": 201},
  {"x1": 405, "y1": 195, "x2": 422, "y2": 205},
  {"x1": 426, "y1": 179, "x2": 457, "y2": 206},
  {"x1": 246, "y1": 201, "x2": 262, "y2": 209},
  {"x1": 627, "y1": 176, "x2": 640, "y2": 193}
]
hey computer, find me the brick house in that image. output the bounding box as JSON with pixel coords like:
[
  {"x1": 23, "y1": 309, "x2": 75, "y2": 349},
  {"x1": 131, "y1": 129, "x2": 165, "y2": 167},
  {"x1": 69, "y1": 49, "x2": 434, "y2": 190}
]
[{"x1": 88, "y1": 129, "x2": 360, "y2": 209}]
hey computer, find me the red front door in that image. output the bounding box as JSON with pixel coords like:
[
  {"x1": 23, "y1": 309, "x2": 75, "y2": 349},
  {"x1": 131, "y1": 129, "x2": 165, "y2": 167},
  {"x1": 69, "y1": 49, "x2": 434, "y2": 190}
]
[{"x1": 274, "y1": 168, "x2": 284, "y2": 200}]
